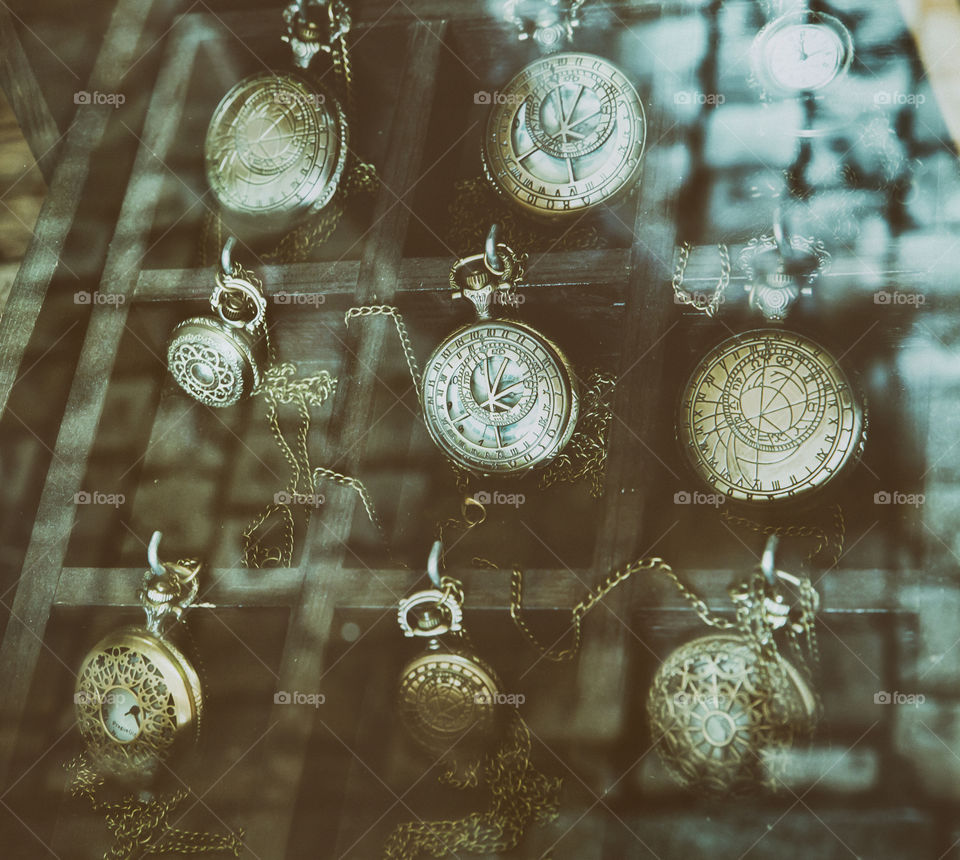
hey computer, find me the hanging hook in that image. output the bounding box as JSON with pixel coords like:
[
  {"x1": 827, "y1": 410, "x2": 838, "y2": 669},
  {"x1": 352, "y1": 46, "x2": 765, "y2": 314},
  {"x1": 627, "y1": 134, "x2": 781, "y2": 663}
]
[
  {"x1": 484, "y1": 224, "x2": 506, "y2": 276},
  {"x1": 772, "y1": 204, "x2": 790, "y2": 262},
  {"x1": 220, "y1": 235, "x2": 238, "y2": 278},
  {"x1": 761, "y1": 534, "x2": 779, "y2": 586},
  {"x1": 427, "y1": 540, "x2": 443, "y2": 588},
  {"x1": 147, "y1": 531, "x2": 165, "y2": 577}
]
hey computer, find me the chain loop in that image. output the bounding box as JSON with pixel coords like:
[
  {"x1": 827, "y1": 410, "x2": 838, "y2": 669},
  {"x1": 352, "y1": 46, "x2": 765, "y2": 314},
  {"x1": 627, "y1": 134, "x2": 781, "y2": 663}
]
[
  {"x1": 672, "y1": 242, "x2": 731, "y2": 317},
  {"x1": 344, "y1": 305, "x2": 422, "y2": 388}
]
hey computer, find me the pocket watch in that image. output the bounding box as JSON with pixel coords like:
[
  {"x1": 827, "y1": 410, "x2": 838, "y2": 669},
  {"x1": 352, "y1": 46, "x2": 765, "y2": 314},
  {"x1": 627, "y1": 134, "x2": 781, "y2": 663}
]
[
  {"x1": 750, "y1": 10, "x2": 853, "y2": 99},
  {"x1": 647, "y1": 537, "x2": 821, "y2": 793},
  {"x1": 396, "y1": 544, "x2": 503, "y2": 758},
  {"x1": 168, "y1": 238, "x2": 268, "y2": 407},
  {"x1": 204, "y1": 0, "x2": 351, "y2": 237},
  {"x1": 672, "y1": 227, "x2": 866, "y2": 505},
  {"x1": 481, "y1": 1, "x2": 646, "y2": 217},
  {"x1": 74, "y1": 533, "x2": 203, "y2": 783},
  {"x1": 420, "y1": 230, "x2": 579, "y2": 475},
  {"x1": 678, "y1": 329, "x2": 865, "y2": 504}
]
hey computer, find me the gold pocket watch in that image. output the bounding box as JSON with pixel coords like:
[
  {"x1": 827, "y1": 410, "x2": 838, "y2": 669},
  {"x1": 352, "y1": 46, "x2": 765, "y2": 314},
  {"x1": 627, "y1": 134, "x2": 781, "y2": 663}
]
[
  {"x1": 647, "y1": 536, "x2": 821, "y2": 793},
  {"x1": 204, "y1": 0, "x2": 352, "y2": 238},
  {"x1": 672, "y1": 224, "x2": 866, "y2": 505},
  {"x1": 396, "y1": 544, "x2": 503, "y2": 757},
  {"x1": 69, "y1": 534, "x2": 243, "y2": 856},
  {"x1": 168, "y1": 239, "x2": 268, "y2": 408},
  {"x1": 420, "y1": 228, "x2": 579, "y2": 475},
  {"x1": 480, "y1": 0, "x2": 647, "y2": 217},
  {"x1": 75, "y1": 533, "x2": 203, "y2": 782},
  {"x1": 749, "y1": 9, "x2": 853, "y2": 100}
]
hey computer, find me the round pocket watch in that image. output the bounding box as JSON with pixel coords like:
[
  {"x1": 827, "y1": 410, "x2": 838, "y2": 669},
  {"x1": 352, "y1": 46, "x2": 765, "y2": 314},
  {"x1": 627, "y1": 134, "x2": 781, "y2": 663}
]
[
  {"x1": 74, "y1": 533, "x2": 203, "y2": 783},
  {"x1": 750, "y1": 10, "x2": 853, "y2": 99},
  {"x1": 420, "y1": 229, "x2": 579, "y2": 475},
  {"x1": 647, "y1": 537, "x2": 821, "y2": 793},
  {"x1": 168, "y1": 238, "x2": 268, "y2": 407},
  {"x1": 481, "y1": 2, "x2": 646, "y2": 217},
  {"x1": 678, "y1": 329, "x2": 865, "y2": 504},
  {"x1": 396, "y1": 543, "x2": 503, "y2": 758},
  {"x1": 672, "y1": 224, "x2": 866, "y2": 505},
  {"x1": 204, "y1": 0, "x2": 351, "y2": 236}
]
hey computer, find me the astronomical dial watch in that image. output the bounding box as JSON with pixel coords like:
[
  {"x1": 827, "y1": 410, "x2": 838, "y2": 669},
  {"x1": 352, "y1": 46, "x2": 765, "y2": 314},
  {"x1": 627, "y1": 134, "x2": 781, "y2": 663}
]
[
  {"x1": 482, "y1": 52, "x2": 646, "y2": 217},
  {"x1": 203, "y1": 0, "x2": 351, "y2": 236},
  {"x1": 750, "y1": 10, "x2": 853, "y2": 99},
  {"x1": 647, "y1": 538, "x2": 821, "y2": 793},
  {"x1": 420, "y1": 233, "x2": 579, "y2": 475},
  {"x1": 480, "y1": 1, "x2": 646, "y2": 217},
  {"x1": 678, "y1": 329, "x2": 865, "y2": 504},
  {"x1": 168, "y1": 239, "x2": 268, "y2": 407},
  {"x1": 396, "y1": 565, "x2": 502, "y2": 758},
  {"x1": 74, "y1": 533, "x2": 203, "y2": 782}
]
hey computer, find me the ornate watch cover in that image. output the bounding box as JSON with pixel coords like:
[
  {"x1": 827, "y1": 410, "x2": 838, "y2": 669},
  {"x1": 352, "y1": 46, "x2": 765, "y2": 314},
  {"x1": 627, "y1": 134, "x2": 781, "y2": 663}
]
[
  {"x1": 205, "y1": 72, "x2": 348, "y2": 232},
  {"x1": 482, "y1": 52, "x2": 646, "y2": 216},
  {"x1": 647, "y1": 633, "x2": 817, "y2": 793},
  {"x1": 678, "y1": 329, "x2": 865, "y2": 503},
  {"x1": 75, "y1": 627, "x2": 202, "y2": 781}
]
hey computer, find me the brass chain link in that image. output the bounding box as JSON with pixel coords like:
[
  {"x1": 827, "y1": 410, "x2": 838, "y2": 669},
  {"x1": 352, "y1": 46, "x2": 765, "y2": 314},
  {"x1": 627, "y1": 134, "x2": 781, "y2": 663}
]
[
  {"x1": 382, "y1": 711, "x2": 561, "y2": 859},
  {"x1": 242, "y1": 364, "x2": 337, "y2": 568},
  {"x1": 344, "y1": 305, "x2": 422, "y2": 388},
  {"x1": 538, "y1": 370, "x2": 616, "y2": 498},
  {"x1": 65, "y1": 754, "x2": 243, "y2": 858},
  {"x1": 671, "y1": 241, "x2": 731, "y2": 317}
]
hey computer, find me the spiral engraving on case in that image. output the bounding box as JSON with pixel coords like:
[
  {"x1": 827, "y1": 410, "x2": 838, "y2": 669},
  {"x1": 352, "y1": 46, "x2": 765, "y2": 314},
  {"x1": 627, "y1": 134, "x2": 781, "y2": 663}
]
[{"x1": 647, "y1": 634, "x2": 815, "y2": 793}]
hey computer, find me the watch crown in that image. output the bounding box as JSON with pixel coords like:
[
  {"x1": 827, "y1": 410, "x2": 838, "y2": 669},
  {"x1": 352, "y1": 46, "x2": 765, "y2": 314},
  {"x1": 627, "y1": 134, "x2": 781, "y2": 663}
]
[{"x1": 465, "y1": 271, "x2": 490, "y2": 291}]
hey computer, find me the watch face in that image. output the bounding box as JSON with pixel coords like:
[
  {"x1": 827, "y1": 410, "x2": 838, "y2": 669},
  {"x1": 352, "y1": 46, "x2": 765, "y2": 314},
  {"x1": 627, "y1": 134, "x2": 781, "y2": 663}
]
[
  {"x1": 204, "y1": 73, "x2": 348, "y2": 224},
  {"x1": 397, "y1": 651, "x2": 501, "y2": 755},
  {"x1": 482, "y1": 53, "x2": 646, "y2": 216},
  {"x1": 752, "y1": 13, "x2": 852, "y2": 96},
  {"x1": 678, "y1": 330, "x2": 865, "y2": 504},
  {"x1": 167, "y1": 317, "x2": 262, "y2": 407},
  {"x1": 75, "y1": 627, "x2": 202, "y2": 779},
  {"x1": 420, "y1": 319, "x2": 579, "y2": 474},
  {"x1": 647, "y1": 634, "x2": 817, "y2": 792}
]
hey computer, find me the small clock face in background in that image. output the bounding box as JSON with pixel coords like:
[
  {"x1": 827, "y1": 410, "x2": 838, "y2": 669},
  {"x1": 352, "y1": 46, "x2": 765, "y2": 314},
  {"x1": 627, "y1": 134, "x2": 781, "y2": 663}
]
[
  {"x1": 764, "y1": 23, "x2": 845, "y2": 91},
  {"x1": 751, "y1": 12, "x2": 853, "y2": 97}
]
